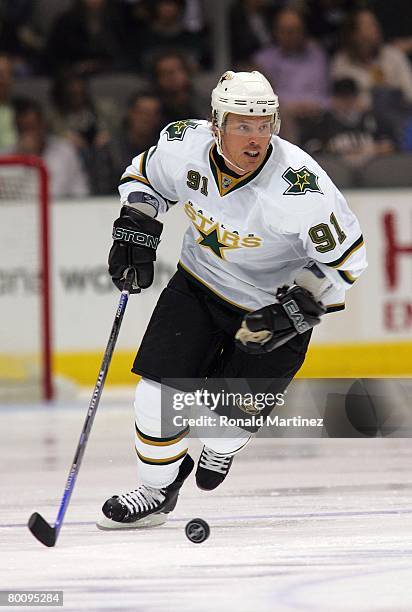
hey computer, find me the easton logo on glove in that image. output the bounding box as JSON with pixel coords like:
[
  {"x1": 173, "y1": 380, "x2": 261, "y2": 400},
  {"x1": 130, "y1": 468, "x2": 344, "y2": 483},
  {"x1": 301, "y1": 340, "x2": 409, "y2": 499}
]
[
  {"x1": 281, "y1": 299, "x2": 311, "y2": 334},
  {"x1": 112, "y1": 227, "x2": 160, "y2": 249}
]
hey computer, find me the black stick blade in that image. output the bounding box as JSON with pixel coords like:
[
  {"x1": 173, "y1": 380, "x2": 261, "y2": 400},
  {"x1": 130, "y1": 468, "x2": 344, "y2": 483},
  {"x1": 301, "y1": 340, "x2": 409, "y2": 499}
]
[{"x1": 28, "y1": 512, "x2": 57, "y2": 547}]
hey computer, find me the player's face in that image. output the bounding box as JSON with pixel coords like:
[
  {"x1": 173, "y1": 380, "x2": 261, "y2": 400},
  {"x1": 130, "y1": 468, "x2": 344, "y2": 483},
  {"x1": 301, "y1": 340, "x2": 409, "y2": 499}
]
[{"x1": 220, "y1": 114, "x2": 273, "y2": 174}]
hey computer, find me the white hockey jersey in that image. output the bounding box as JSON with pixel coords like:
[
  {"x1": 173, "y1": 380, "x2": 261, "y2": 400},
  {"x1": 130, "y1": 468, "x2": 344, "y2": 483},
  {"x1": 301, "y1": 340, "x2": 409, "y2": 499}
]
[{"x1": 119, "y1": 119, "x2": 367, "y2": 312}]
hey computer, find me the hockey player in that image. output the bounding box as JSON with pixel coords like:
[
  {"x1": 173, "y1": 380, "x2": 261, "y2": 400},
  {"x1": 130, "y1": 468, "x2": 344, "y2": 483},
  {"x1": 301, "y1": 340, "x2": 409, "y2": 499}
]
[{"x1": 97, "y1": 71, "x2": 367, "y2": 530}]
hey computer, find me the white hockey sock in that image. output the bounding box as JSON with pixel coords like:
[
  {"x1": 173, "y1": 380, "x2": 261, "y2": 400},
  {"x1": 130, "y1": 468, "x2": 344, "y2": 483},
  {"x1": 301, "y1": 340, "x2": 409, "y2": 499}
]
[
  {"x1": 198, "y1": 430, "x2": 251, "y2": 456},
  {"x1": 134, "y1": 378, "x2": 189, "y2": 489},
  {"x1": 194, "y1": 402, "x2": 251, "y2": 456}
]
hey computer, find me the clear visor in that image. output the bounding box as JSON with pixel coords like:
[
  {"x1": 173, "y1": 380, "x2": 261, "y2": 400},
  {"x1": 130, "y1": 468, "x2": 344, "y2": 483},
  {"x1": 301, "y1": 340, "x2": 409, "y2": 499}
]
[{"x1": 221, "y1": 115, "x2": 275, "y2": 137}]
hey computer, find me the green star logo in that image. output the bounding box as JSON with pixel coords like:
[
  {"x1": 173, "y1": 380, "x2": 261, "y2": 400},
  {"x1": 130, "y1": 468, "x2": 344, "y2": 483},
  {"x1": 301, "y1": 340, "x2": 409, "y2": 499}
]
[
  {"x1": 165, "y1": 120, "x2": 198, "y2": 141},
  {"x1": 282, "y1": 166, "x2": 323, "y2": 195},
  {"x1": 196, "y1": 223, "x2": 238, "y2": 260}
]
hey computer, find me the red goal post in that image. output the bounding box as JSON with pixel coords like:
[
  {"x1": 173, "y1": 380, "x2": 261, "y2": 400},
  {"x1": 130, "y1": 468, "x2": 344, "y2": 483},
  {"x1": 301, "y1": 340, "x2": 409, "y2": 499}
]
[{"x1": 0, "y1": 155, "x2": 53, "y2": 401}]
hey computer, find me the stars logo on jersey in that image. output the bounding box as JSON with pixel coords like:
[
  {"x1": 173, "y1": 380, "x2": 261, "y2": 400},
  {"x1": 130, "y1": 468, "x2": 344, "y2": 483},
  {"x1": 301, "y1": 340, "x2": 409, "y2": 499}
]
[
  {"x1": 165, "y1": 119, "x2": 198, "y2": 141},
  {"x1": 282, "y1": 166, "x2": 323, "y2": 196},
  {"x1": 184, "y1": 202, "x2": 263, "y2": 259},
  {"x1": 196, "y1": 223, "x2": 239, "y2": 260}
]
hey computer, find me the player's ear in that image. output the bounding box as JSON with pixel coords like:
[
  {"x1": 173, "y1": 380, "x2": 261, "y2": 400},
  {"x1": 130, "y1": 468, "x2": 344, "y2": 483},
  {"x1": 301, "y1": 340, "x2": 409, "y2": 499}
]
[{"x1": 212, "y1": 126, "x2": 219, "y2": 140}]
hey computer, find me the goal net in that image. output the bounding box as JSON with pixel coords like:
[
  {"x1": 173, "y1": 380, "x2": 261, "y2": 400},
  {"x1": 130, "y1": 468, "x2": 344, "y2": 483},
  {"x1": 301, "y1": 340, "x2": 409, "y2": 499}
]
[{"x1": 0, "y1": 155, "x2": 53, "y2": 401}]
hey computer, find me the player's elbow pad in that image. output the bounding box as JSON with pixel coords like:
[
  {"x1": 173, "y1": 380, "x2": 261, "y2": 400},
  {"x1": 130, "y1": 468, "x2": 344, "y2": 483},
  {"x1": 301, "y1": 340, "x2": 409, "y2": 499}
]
[{"x1": 125, "y1": 191, "x2": 160, "y2": 218}]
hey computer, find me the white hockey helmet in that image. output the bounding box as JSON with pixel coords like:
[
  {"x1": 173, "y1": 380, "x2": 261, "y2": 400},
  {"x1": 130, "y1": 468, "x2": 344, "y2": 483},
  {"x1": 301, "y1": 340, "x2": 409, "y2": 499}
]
[{"x1": 211, "y1": 70, "x2": 281, "y2": 134}]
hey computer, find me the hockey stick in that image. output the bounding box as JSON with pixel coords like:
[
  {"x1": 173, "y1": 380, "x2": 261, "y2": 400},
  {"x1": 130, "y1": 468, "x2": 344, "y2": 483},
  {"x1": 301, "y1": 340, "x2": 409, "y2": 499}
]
[{"x1": 28, "y1": 268, "x2": 137, "y2": 547}]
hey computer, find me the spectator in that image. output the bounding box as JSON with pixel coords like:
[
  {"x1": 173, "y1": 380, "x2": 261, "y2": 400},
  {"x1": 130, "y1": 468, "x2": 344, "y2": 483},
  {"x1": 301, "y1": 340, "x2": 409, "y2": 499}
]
[
  {"x1": 17, "y1": 0, "x2": 73, "y2": 74},
  {"x1": 117, "y1": 0, "x2": 153, "y2": 70},
  {"x1": 152, "y1": 52, "x2": 208, "y2": 125},
  {"x1": 305, "y1": 0, "x2": 357, "y2": 56},
  {"x1": 109, "y1": 92, "x2": 163, "y2": 180},
  {"x1": 12, "y1": 98, "x2": 90, "y2": 198},
  {"x1": 331, "y1": 9, "x2": 412, "y2": 107},
  {"x1": 48, "y1": 70, "x2": 117, "y2": 153},
  {"x1": 0, "y1": 55, "x2": 18, "y2": 150},
  {"x1": 46, "y1": 0, "x2": 123, "y2": 75},
  {"x1": 182, "y1": 0, "x2": 207, "y2": 34},
  {"x1": 254, "y1": 7, "x2": 329, "y2": 141},
  {"x1": 301, "y1": 78, "x2": 396, "y2": 166},
  {"x1": 229, "y1": 0, "x2": 273, "y2": 67},
  {"x1": 47, "y1": 70, "x2": 119, "y2": 195},
  {"x1": 372, "y1": 0, "x2": 412, "y2": 64},
  {"x1": 138, "y1": 0, "x2": 208, "y2": 70},
  {"x1": 0, "y1": 1, "x2": 32, "y2": 57}
]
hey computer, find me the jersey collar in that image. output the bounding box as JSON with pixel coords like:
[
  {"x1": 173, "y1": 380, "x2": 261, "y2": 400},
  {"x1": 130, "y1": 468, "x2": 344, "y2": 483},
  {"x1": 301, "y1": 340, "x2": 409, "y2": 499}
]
[{"x1": 209, "y1": 143, "x2": 273, "y2": 197}]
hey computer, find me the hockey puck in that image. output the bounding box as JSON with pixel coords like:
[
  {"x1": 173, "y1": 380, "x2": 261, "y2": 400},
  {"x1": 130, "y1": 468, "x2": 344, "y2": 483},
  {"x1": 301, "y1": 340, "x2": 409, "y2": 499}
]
[{"x1": 185, "y1": 518, "x2": 210, "y2": 543}]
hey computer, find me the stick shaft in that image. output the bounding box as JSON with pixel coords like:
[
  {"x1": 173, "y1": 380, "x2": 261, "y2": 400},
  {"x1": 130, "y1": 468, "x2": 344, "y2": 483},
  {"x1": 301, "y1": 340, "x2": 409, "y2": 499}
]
[{"x1": 53, "y1": 271, "x2": 135, "y2": 535}]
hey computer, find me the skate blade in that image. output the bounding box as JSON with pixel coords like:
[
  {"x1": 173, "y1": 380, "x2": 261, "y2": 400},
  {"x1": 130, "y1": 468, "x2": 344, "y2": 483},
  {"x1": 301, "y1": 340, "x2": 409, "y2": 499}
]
[{"x1": 96, "y1": 513, "x2": 168, "y2": 531}]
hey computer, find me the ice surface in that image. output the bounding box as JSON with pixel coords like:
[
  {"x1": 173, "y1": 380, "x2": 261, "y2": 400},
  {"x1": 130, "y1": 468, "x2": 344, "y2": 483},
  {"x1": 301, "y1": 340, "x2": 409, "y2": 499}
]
[{"x1": 2, "y1": 399, "x2": 412, "y2": 612}]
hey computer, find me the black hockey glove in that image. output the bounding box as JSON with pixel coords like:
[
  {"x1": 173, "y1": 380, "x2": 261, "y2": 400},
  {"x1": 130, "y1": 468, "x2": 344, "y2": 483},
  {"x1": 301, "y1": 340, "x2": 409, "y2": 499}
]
[
  {"x1": 235, "y1": 285, "x2": 326, "y2": 355},
  {"x1": 108, "y1": 205, "x2": 163, "y2": 293}
]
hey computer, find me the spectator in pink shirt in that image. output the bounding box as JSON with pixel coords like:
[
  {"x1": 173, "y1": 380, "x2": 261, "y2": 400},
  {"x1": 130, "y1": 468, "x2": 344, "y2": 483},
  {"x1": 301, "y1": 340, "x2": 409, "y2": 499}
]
[{"x1": 254, "y1": 7, "x2": 330, "y2": 142}]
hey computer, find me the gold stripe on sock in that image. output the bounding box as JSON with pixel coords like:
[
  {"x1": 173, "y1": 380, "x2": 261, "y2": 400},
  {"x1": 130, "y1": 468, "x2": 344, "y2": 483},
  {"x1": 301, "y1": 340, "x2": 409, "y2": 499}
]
[
  {"x1": 135, "y1": 447, "x2": 188, "y2": 465},
  {"x1": 135, "y1": 423, "x2": 189, "y2": 446}
]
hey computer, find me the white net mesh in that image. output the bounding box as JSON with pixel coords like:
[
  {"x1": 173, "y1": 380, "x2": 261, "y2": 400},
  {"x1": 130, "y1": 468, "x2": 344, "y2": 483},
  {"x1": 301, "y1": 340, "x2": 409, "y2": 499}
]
[{"x1": 0, "y1": 158, "x2": 51, "y2": 401}]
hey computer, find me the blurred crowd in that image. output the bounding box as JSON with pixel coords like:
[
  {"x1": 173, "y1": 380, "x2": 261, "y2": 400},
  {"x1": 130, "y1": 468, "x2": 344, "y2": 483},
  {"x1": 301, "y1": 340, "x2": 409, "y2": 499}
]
[{"x1": 1, "y1": 0, "x2": 412, "y2": 196}]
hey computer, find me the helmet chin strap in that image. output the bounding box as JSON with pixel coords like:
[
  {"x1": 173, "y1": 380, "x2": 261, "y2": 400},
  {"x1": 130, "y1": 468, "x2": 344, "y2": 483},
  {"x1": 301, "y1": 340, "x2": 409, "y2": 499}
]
[{"x1": 215, "y1": 129, "x2": 249, "y2": 174}]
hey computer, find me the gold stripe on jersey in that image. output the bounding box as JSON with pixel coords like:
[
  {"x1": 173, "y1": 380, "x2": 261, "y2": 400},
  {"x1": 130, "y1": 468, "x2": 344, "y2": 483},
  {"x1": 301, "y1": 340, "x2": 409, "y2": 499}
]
[
  {"x1": 139, "y1": 149, "x2": 149, "y2": 178},
  {"x1": 119, "y1": 174, "x2": 150, "y2": 186},
  {"x1": 178, "y1": 261, "x2": 253, "y2": 313},
  {"x1": 209, "y1": 144, "x2": 273, "y2": 197},
  {"x1": 135, "y1": 423, "x2": 189, "y2": 446},
  {"x1": 325, "y1": 235, "x2": 364, "y2": 268},
  {"x1": 135, "y1": 447, "x2": 188, "y2": 465},
  {"x1": 118, "y1": 174, "x2": 177, "y2": 209},
  {"x1": 325, "y1": 302, "x2": 345, "y2": 313},
  {"x1": 338, "y1": 270, "x2": 357, "y2": 285}
]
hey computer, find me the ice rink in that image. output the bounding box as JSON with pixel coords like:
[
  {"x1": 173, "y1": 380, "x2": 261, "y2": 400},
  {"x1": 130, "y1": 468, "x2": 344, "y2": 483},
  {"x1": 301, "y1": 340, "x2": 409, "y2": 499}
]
[{"x1": 2, "y1": 398, "x2": 412, "y2": 612}]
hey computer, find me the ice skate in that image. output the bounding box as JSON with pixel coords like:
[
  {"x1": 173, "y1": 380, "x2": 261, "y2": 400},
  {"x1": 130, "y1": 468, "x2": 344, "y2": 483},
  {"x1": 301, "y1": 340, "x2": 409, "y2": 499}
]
[
  {"x1": 195, "y1": 446, "x2": 233, "y2": 491},
  {"x1": 97, "y1": 454, "x2": 194, "y2": 530}
]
